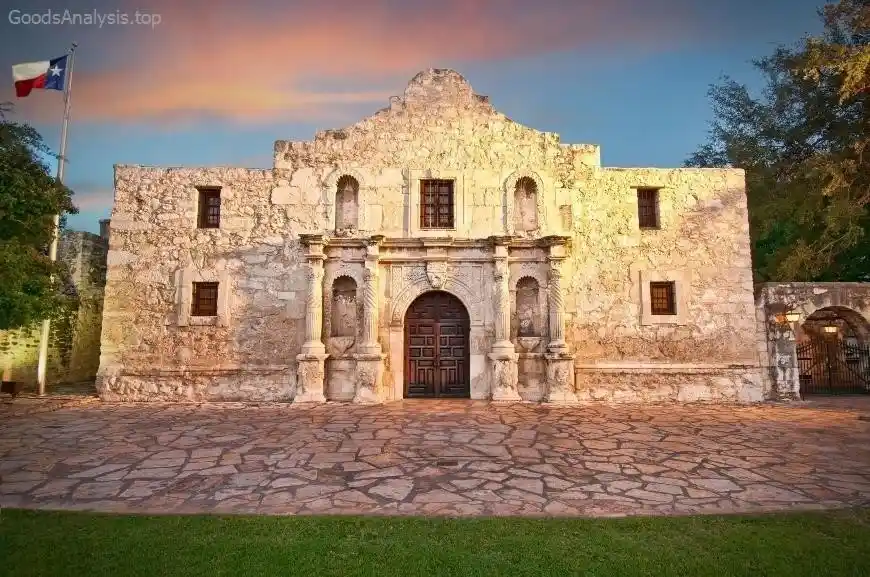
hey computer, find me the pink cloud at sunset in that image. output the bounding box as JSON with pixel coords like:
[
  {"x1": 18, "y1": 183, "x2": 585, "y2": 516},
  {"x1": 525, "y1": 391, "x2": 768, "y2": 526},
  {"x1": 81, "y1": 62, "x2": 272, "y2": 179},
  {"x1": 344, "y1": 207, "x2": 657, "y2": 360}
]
[{"x1": 6, "y1": 0, "x2": 702, "y2": 124}]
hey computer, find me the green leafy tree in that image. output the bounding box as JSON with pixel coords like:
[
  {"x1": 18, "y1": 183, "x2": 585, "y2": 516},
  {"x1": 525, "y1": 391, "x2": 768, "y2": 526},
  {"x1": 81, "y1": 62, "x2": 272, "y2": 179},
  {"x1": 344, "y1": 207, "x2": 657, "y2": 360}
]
[
  {"x1": 0, "y1": 103, "x2": 78, "y2": 330},
  {"x1": 687, "y1": 0, "x2": 869, "y2": 281}
]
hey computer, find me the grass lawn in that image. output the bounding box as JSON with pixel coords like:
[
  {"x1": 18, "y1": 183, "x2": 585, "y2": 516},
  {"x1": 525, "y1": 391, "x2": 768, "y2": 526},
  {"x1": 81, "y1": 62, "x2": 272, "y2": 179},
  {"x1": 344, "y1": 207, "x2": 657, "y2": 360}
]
[{"x1": 2, "y1": 508, "x2": 870, "y2": 576}]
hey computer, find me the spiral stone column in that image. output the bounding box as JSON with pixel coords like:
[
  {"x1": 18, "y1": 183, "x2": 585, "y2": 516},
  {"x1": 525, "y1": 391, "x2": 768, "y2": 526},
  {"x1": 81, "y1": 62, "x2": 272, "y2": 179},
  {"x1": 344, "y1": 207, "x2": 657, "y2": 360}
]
[
  {"x1": 295, "y1": 234, "x2": 328, "y2": 403},
  {"x1": 544, "y1": 238, "x2": 577, "y2": 403},
  {"x1": 354, "y1": 235, "x2": 385, "y2": 403},
  {"x1": 488, "y1": 236, "x2": 520, "y2": 401}
]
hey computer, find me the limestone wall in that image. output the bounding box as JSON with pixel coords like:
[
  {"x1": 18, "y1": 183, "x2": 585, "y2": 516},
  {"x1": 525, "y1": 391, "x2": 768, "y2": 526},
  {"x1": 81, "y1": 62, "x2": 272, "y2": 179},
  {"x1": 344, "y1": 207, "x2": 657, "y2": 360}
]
[
  {"x1": 98, "y1": 68, "x2": 763, "y2": 403},
  {"x1": 0, "y1": 231, "x2": 108, "y2": 387},
  {"x1": 756, "y1": 282, "x2": 870, "y2": 400}
]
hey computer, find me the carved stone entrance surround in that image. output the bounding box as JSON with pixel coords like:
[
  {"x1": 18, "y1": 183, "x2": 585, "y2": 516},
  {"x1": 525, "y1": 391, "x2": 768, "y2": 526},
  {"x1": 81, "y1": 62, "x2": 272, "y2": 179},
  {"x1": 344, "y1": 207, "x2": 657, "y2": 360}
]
[{"x1": 296, "y1": 235, "x2": 576, "y2": 403}]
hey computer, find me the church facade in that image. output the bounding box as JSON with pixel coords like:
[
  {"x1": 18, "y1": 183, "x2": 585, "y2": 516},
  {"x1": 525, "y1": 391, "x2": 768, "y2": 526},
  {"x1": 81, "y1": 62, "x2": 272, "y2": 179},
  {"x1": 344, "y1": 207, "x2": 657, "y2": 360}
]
[{"x1": 96, "y1": 69, "x2": 765, "y2": 404}]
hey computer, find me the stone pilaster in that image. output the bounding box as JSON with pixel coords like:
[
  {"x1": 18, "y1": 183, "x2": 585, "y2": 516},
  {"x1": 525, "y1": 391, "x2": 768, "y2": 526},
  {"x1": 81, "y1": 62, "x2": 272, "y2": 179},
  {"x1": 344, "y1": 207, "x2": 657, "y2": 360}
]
[
  {"x1": 488, "y1": 236, "x2": 520, "y2": 401},
  {"x1": 295, "y1": 234, "x2": 327, "y2": 403},
  {"x1": 543, "y1": 236, "x2": 576, "y2": 403},
  {"x1": 355, "y1": 236, "x2": 385, "y2": 403},
  {"x1": 770, "y1": 322, "x2": 801, "y2": 401},
  {"x1": 546, "y1": 257, "x2": 567, "y2": 353}
]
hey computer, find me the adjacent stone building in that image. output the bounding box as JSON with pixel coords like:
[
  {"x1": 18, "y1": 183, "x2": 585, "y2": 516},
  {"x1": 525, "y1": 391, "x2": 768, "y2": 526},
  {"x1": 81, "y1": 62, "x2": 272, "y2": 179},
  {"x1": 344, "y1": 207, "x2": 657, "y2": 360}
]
[
  {"x1": 96, "y1": 69, "x2": 764, "y2": 403},
  {"x1": 1, "y1": 229, "x2": 108, "y2": 387}
]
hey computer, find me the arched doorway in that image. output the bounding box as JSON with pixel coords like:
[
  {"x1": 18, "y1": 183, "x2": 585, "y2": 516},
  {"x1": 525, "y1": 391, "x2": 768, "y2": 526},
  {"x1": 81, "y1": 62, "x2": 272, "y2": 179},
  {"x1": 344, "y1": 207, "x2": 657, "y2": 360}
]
[
  {"x1": 404, "y1": 291, "x2": 470, "y2": 398},
  {"x1": 796, "y1": 306, "x2": 870, "y2": 395}
]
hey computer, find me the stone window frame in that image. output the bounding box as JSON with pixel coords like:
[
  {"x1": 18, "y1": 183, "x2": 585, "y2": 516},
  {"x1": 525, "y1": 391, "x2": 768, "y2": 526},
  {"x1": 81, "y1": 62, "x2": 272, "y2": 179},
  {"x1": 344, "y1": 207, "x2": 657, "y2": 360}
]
[
  {"x1": 639, "y1": 269, "x2": 689, "y2": 326},
  {"x1": 408, "y1": 169, "x2": 465, "y2": 237},
  {"x1": 504, "y1": 170, "x2": 547, "y2": 235},
  {"x1": 176, "y1": 266, "x2": 231, "y2": 327},
  {"x1": 195, "y1": 186, "x2": 222, "y2": 229},
  {"x1": 323, "y1": 168, "x2": 367, "y2": 233}
]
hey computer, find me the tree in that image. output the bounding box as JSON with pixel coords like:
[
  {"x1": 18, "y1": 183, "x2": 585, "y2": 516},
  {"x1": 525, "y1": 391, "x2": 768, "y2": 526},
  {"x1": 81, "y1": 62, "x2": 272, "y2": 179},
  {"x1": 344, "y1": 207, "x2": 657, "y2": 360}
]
[
  {"x1": 0, "y1": 103, "x2": 78, "y2": 330},
  {"x1": 687, "y1": 0, "x2": 869, "y2": 281}
]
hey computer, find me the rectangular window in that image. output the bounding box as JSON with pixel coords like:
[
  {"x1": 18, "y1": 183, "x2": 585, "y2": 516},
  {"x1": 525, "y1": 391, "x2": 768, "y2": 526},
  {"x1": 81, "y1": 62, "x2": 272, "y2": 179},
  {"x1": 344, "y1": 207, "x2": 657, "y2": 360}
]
[
  {"x1": 197, "y1": 187, "x2": 221, "y2": 228},
  {"x1": 649, "y1": 281, "x2": 676, "y2": 315},
  {"x1": 637, "y1": 187, "x2": 660, "y2": 229},
  {"x1": 420, "y1": 179, "x2": 455, "y2": 229},
  {"x1": 192, "y1": 282, "x2": 219, "y2": 316}
]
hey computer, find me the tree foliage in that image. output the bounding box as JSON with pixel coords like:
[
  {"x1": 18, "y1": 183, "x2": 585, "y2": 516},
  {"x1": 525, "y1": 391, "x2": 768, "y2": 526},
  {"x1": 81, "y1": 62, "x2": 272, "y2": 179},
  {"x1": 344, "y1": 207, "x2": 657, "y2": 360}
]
[
  {"x1": 0, "y1": 103, "x2": 78, "y2": 330},
  {"x1": 687, "y1": 0, "x2": 869, "y2": 281}
]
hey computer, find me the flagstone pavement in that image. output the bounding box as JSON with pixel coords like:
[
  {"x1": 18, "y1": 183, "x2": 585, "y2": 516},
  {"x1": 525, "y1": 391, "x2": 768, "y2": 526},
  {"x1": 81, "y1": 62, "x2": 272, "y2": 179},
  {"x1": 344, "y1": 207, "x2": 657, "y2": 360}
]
[{"x1": 2, "y1": 396, "x2": 870, "y2": 518}]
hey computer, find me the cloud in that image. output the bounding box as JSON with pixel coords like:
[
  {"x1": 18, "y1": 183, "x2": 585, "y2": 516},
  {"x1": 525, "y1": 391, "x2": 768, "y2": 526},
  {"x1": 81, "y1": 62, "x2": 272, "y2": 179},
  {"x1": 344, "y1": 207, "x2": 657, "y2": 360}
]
[{"x1": 5, "y1": 0, "x2": 701, "y2": 124}]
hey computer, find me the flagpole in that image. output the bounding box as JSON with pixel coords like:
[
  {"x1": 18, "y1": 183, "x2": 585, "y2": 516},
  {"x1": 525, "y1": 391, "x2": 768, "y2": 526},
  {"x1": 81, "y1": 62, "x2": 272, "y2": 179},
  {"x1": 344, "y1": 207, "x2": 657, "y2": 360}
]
[{"x1": 36, "y1": 42, "x2": 78, "y2": 397}]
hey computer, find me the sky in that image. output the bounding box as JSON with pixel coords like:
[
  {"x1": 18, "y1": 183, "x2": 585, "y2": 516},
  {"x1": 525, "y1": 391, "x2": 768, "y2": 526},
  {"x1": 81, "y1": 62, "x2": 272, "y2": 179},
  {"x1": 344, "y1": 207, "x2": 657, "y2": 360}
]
[{"x1": 1, "y1": 0, "x2": 829, "y2": 234}]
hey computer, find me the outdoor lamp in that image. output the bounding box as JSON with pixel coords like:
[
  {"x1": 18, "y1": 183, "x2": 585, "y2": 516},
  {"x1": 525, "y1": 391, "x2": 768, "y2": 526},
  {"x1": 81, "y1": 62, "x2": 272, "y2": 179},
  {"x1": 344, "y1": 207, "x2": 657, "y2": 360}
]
[
  {"x1": 823, "y1": 324, "x2": 838, "y2": 334},
  {"x1": 785, "y1": 311, "x2": 800, "y2": 323}
]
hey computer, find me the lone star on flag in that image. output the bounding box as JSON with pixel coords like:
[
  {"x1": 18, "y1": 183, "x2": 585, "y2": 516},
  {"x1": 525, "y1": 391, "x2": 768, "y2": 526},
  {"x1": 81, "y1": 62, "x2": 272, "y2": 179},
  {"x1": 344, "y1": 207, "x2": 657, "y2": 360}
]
[{"x1": 49, "y1": 65, "x2": 63, "y2": 76}]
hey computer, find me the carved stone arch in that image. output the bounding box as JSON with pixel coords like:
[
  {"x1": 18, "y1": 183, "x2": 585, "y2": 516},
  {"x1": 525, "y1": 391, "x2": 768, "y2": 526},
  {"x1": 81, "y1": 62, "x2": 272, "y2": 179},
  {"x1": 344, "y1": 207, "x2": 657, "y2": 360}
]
[
  {"x1": 798, "y1": 304, "x2": 870, "y2": 342},
  {"x1": 390, "y1": 278, "x2": 480, "y2": 328},
  {"x1": 323, "y1": 263, "x2": 365, "y2": 338},
  {"x1": 504, "y1": 169, "x2": 547, "y2": 235},
  {"x1": 323, "y1": 168, "x2": 368, "y2": 232},
  {"x1": 511, "y1": 263, "x2": 549, "y2": 291}
]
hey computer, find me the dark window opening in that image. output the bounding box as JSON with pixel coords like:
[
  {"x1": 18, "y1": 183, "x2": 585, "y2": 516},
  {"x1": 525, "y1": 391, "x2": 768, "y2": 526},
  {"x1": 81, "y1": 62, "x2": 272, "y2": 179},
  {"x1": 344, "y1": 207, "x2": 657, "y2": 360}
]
[
  {"x1": 637, "y1": 187, "x2": 660, "y2": 229},
  {"x1": 649, "y1": 281, "x2": 676, "y2": 316},
  {"x1": 420, "y1": 179, "x2": 455, "y2": 229},
  {"x1": 192, "y1": 282, "x2": 219, "y2": 316},
  {"x1": 197, "y1": 187, "x2": 221, "y2": 228}
]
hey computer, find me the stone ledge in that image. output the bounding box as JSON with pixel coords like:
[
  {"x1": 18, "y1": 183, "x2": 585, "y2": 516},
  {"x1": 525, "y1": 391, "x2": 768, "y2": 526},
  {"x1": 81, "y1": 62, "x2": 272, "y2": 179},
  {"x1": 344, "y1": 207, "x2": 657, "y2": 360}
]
[
  {"x1": 575, "y1": 362, "x2": 759, "y2": 373},
  {"x1": 113, "y1": 365, "x2": 293, "y2": 377}
]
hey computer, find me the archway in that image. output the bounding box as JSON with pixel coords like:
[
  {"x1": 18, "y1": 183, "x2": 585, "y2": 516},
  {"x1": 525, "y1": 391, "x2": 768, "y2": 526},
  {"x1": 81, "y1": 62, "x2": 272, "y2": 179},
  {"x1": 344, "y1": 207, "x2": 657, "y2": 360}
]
[
  {"x1": 796, "y1": 306, "x2": 870, "y2": 395},
  {"x1": 404, "y1": 291, "x2": 470, "y2": 398}
]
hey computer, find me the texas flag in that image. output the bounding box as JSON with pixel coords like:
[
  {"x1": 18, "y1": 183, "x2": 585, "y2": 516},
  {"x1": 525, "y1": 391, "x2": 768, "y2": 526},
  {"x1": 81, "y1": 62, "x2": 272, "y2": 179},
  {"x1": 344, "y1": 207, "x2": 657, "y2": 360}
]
[{"x1": 12, "y1": 55, "x2": 68, "y2": 97}]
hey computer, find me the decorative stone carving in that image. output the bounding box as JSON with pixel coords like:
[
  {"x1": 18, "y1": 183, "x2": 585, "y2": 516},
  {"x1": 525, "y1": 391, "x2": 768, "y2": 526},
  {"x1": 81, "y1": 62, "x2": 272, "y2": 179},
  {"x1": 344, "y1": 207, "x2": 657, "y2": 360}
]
[
  {"x1": 294, "y1": 354, "x2": 327, "y2": 403},
  {"x1": 544, "y1": 353, "x2": 577, "y2": 403},
  {"x1": 390, "y1": 265, "x2": 480, "y2": 326},
  {"x1": 489, "y1": 353, "x2": 521, "y2": 401},
  {"x1": 353, "y1": 354, "x2": 384, "y2": 403},
  {"x1": 426, "y1": 261, "x2": 450, "y2": 289}
]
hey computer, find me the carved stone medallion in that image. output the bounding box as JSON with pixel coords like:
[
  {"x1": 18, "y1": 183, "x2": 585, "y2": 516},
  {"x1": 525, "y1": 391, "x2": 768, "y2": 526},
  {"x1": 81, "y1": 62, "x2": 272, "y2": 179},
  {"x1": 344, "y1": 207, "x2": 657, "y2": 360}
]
[{"x1": 426, "y1": 261, "x2": 450, "y2": 289}]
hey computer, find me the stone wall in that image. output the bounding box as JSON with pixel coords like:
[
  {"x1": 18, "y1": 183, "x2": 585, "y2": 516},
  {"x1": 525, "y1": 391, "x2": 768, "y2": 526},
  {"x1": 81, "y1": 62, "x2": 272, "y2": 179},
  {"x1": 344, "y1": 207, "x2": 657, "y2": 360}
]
[
  {"x1": 756, "y1": 282, "x2": 870, "y2": 399},
  {"x1": 98, "y1": 68, "x2": 763, "y2": 403},
  {"x1": 0, "y1": 231, "x2": 108, "y2": 387}
]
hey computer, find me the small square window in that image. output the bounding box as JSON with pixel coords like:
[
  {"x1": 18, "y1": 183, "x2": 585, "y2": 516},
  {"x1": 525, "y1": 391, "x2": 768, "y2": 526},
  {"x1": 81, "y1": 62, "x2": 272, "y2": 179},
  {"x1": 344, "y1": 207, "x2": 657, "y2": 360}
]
[
  {"x1": 637, "y1": 187, "x2": 660, "y2": 229},
  {"x1": 420, "y1": 179, "x2": 454, "y2": 229},
  {"x1": 649, "y1": 281, "x2": 676, "y2": 315},
  {"x1": 197, "y1": 187, "x2": 221, "y2": 228},
  {"x1": 192, "y1": 282, "x2": 219, "y2": 316}
]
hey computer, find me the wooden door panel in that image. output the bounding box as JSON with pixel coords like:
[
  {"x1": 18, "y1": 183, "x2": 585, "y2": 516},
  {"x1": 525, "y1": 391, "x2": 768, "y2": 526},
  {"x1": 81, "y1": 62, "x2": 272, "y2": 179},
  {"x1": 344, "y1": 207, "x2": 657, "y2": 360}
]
[{"x1": 404, "y1": 292, "x2": 470, "y2": 398}]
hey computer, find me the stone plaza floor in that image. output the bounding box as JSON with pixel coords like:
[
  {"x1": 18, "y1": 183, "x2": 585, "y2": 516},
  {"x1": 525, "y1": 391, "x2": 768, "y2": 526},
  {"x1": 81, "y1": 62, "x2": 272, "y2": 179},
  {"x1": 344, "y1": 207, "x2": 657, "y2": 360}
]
[{"x1": 2, "y1": 396, "x2": 870, "y2": 517}]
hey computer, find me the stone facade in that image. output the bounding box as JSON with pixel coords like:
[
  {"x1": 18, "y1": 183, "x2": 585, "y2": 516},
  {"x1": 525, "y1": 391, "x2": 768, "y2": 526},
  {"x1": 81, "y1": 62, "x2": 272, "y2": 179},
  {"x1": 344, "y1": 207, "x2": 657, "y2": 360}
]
[
  {"x1": 1, "y1": 230, "x2": 108, "y2": 386},
  {"x1": 756, "y1": 282, "x2": 870, "y2": 399},
  {"x1": 97, "y1": 69, "x2": 764, "y2": 403}
]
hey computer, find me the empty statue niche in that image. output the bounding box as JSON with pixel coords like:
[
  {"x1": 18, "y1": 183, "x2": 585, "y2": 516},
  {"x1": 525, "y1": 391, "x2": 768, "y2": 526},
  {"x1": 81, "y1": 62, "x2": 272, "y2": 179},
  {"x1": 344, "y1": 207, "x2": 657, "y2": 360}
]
[
  {"x1": 513, "y1": 176, "x2": 539, "y2": 233},
  {"x1": 335, "y1": 175, "x2": 359, "y2": 233},
  {"x1": 512, "y1": 276, "x2": 543, "y2": 353},
  {"x1": 330, "y1": 276, "x2": 359, "y2": 342}
]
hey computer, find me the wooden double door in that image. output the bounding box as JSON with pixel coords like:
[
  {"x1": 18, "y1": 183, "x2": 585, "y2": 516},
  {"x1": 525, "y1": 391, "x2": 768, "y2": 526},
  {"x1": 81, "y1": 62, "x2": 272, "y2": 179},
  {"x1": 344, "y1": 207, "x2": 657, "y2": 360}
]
[{"x1": 404, "y1": 291, "x2": 470, "y2": 398}]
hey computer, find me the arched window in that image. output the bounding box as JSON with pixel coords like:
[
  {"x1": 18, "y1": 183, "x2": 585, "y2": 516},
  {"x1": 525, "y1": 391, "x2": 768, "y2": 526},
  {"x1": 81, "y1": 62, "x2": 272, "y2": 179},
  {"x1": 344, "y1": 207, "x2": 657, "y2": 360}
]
[
  {"x1": 515, "y1": 277, "x2": 540, "y2": 337},
  {"x1": 335, "y1": 175, "x2": 359, "y2": 231},
  {"x1": 513, "y1": 176, "x2": 538, "y2": 232},
  {"x1": 331, "y1": 276, "x2": 358, "y2": 337}
]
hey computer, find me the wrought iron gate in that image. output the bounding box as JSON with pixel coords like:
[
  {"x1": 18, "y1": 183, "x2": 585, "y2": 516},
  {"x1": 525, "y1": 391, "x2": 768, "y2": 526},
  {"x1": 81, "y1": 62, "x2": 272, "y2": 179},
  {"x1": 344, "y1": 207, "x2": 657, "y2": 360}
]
[{"x1": 797, "y1": 338, "x2": 870, "y2": 395}]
